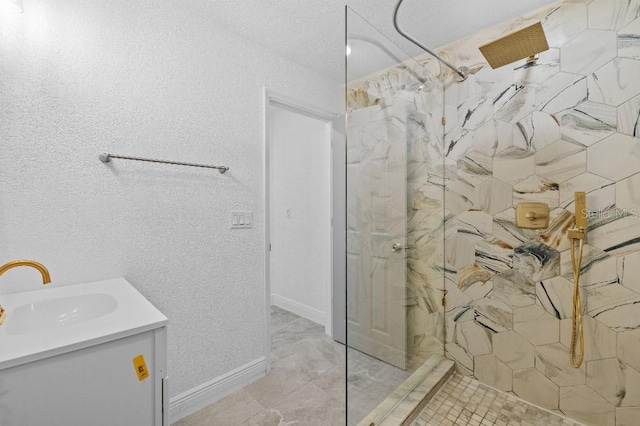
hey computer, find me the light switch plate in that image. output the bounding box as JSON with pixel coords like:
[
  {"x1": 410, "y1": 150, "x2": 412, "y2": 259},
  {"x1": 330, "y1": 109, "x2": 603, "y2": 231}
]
[{"x1": 231, "y1": 211, "x2": 253, "y2": 229}]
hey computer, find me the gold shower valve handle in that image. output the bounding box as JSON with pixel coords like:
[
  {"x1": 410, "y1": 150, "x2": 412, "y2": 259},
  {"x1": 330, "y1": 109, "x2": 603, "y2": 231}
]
[
  {"x1": 516, "y1": 202, "x2": 549, "y2": 229},
  {"x1": 525, "y1": 211, "x2": 547, "y2": 220}
]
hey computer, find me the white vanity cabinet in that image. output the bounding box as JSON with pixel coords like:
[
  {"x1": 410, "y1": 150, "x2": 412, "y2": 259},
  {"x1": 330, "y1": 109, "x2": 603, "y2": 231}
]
[{"x1": 0, "y1": 278, "x2": 168, "y2": 426}]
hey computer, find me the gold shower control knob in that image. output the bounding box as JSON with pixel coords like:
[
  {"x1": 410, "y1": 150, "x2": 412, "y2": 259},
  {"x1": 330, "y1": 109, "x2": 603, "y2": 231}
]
[
  {"x1": 525, "y1": 211, "x2": 547, "y2": 220},
  {"x1": 516, "y1": 202, "x2": 550, "y2": 229}
]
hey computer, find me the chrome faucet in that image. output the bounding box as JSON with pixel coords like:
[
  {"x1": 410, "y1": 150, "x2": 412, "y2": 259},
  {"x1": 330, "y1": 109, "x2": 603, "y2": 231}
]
[{"x1": 0, "y1": 259, "x2": 51, "y2": 326}]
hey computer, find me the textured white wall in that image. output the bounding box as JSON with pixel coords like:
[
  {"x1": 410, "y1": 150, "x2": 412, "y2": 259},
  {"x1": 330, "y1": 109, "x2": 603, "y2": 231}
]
[
  {"x1": 269, "y1": 106, "x2": 332, "y2": 321},
  {"x1": 0, "y1": 0, "x2": 339, "y2": 397}
]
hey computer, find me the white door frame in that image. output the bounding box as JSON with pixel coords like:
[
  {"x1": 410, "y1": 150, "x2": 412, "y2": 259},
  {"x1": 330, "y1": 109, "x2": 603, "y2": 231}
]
[{"x1": 263, "y1": 88, "x2": 338, "y2": 371}]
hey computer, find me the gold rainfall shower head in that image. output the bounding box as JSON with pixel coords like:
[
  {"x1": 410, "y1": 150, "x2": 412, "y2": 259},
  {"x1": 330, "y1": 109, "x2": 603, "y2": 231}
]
[{"x1": 478, "y1": 21, "x2": 549, "y2": 69}]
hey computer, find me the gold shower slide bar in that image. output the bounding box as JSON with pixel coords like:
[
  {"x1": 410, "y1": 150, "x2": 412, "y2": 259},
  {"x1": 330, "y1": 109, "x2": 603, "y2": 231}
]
[{"x1": 99, "y1": 153, "x2": 229, "y2": 174}]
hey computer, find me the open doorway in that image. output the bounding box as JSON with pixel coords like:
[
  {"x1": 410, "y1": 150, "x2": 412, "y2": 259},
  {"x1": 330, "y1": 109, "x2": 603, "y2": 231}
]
[{"x1": 263, "y1": 89, "x2": 342, "y2": 371}]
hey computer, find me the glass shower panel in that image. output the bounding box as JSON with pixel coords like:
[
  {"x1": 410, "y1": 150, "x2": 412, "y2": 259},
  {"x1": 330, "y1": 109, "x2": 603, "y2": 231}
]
[{"x1": 345, "y1": 6, "x2": 446, "y2": 425}]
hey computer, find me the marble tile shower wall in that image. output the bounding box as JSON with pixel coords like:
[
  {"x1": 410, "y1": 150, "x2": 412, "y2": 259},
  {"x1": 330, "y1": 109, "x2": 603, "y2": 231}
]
[
  {"x1": 348, "y1": 0, "x2": 640, "y2": 424},
  {"x1": 436, "y1": 0, "x2": 640, "y2": 425}
]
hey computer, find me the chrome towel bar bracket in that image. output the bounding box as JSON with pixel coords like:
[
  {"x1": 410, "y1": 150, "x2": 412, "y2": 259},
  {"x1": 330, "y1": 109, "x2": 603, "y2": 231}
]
[{"x1": 99, "y1": 153, "x2": 229, "y2": 174}]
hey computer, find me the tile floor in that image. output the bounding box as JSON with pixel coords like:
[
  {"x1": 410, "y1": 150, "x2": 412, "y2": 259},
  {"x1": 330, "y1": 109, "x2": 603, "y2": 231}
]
[
  {"x1": 411, "y1": 374, "x2": 583, "y2": 426},
  {"x1": 172, "y1": 306, "x2": 411, "y2": 426},
  {"x1": 172, "y1": 307, "x2": 588, "y2": 426}
]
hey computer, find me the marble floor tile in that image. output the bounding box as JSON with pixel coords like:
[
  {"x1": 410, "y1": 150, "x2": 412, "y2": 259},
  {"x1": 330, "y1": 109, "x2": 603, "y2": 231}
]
[
  {"x1": 271, "y1": 338, "x2": 340, "y2": 380},
  {"x1": 270, "y1": 305, "x2": 300, "y2": 329},
  {"x1": 270, "y1": 316, "x2": 326, "y2": 361},
  {"x1": 244, "y1": 359, "x2": 314, "y2": 407},
  {"x1": 173, "y1": 307, "x2": 413, "y2": 426},
  {"x1": 278, "y1": 381, "x2": 345, "y2": 425},
  {"x1": 411, "y1": 373, "x2": 581, "y2": 426},
  {"x1": 171, "y1": 389, "x2": 264, "y2": 426},
  {"x1": 313, "y1": 363, "x2": 345, "y2": 399}
]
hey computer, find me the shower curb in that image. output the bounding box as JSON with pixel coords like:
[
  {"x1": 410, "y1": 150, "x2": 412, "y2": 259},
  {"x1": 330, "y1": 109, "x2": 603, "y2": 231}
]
[{"x1": 357, "y1": 355, "x2": 456, "y2": 426}]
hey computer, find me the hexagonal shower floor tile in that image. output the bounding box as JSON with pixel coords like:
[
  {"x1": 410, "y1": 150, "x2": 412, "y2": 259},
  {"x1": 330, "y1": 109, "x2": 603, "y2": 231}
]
[{"x1": 412, "y1": 374, "x2": 583, "y2": 426}]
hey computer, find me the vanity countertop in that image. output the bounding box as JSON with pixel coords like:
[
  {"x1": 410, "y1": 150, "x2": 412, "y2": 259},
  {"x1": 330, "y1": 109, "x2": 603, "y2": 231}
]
[{"x1": 0, "y1": 278, "x2": 167, "y2": 370}]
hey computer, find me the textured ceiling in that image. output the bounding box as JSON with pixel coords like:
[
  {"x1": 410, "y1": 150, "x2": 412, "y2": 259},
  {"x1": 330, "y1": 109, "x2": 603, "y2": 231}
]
[{"x1": 206, "y1": 0, "x2": 556, "y2": 83}]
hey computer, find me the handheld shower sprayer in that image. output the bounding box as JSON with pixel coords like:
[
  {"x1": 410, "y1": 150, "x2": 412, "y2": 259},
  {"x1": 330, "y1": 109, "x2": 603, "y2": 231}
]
[{"x1": 567, "y1": 192, "x2": 587, "y2": 368}]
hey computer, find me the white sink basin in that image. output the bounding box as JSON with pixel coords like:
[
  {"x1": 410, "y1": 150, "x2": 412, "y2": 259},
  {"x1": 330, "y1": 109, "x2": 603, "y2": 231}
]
[
  {"x1": 0, "y1": 278, "x2": 167, "y2": 371},
  {"x1": 7, "y1": 293, "x2": 118, "y2": 335}
]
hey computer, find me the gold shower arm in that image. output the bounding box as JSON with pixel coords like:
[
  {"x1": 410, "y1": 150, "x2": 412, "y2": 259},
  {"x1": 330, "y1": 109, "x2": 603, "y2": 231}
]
[{"x1": 393, "y1": 0, "x2": 469, "y2": 81}]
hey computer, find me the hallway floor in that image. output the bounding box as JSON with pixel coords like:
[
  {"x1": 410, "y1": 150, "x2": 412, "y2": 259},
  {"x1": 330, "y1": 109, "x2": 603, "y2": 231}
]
[{"x1": 173, "y1": 306, "x2": 411, "y2": 426}]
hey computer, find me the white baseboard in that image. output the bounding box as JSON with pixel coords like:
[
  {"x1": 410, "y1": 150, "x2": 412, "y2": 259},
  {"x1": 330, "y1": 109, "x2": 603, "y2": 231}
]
[
  {"x1": 169, "y1": 357, "x2": 266, "y2": 423},
  {"x1": 271, "y1": 294, "x2": 326, "y2": 326}
]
